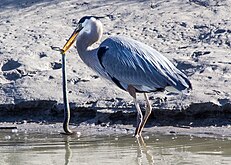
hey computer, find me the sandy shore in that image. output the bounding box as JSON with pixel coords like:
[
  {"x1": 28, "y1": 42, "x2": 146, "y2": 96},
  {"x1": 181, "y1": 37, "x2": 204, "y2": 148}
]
[{"x1": 0, "y1": 0, "x2": 231, "y2": 137}]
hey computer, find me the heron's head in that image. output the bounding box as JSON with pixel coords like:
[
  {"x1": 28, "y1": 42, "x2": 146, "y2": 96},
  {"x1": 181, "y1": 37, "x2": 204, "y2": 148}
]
[{"x1": 62, "y1": 16, "x2": 104, "y2": 53}]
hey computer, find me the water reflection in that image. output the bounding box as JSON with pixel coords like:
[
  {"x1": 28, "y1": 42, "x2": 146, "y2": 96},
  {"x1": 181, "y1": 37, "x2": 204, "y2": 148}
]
[
  {"x1": 63, "y1": 135, "x2": 155, "y2": 165},
  {"x1": 136, "y1": 136, "x2": 154, "y2": 165},
  {"x1": 1, "y1": 131, "x2": 231, "y2": 165},
  {"x1": 64, "y1": 136, "x2": 72, "y2": 165}
]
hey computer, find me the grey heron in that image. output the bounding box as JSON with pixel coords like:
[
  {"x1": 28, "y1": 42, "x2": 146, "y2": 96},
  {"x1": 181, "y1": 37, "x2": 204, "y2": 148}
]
[{"x1": 60, "y1": 16, "x2": 192, "y2": 137}]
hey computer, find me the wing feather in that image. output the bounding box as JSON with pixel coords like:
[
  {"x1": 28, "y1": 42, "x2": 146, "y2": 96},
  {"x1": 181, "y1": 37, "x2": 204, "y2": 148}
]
[{"x1": 99, "y1": 36, "x2": 191, "y2": 92}]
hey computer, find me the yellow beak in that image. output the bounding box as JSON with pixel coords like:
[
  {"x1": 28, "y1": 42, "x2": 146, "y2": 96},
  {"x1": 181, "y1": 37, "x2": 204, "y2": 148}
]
[{"x1": 62, "y1": 24, "x2": 82, "y2": 54}]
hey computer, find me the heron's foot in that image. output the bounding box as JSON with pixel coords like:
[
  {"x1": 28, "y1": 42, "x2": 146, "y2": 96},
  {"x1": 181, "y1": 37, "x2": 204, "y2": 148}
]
[
  {"x1": 134, "y1": 125, "x2": 144, "y2": 137},
  {"x1": 134, "y1": 132, "x2": 142, "y2": 138},
  {"x1": 134, "y1": 121, "x2": 143, "y2": 138}
]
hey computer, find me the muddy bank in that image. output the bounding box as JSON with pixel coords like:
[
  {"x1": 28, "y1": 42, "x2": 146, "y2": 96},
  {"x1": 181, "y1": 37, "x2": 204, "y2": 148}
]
[
  {"x1": 0, "y1": 100, "x2": 231, "y2": 138},
  {"x1": 1, "y1": 100, "x2": 231, "y2": 125}
]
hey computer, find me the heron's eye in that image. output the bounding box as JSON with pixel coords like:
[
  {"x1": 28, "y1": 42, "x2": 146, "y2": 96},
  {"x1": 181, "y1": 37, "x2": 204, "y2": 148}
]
[{"x1": 78, "y1": 23, "x2": 83, "y2": 29}]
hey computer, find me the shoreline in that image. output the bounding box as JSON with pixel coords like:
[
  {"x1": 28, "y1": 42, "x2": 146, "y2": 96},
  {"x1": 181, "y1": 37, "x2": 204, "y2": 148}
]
[{"x1": 0, "y1": 100, "x2": 231, "y2": 139}]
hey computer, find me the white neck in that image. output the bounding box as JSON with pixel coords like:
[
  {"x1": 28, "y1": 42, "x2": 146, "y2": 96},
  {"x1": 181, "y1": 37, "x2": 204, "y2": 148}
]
[
  {"x1": 76, "y1": 18, "x2": 103, "y2": 62},
  {"x1": 75, "y1": 18, "x2": 107, "y2": 77}
]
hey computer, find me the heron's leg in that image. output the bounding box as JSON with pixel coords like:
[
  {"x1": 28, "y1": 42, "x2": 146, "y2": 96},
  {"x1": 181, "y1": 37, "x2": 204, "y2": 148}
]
[
  {"x1": 127, "y1": 85, "x2": 143, "y2": 137},
  {"x1": 137, "y1": 93, "x2": 152, "y2": 136},
  {"x1": 134, "y1": 97, "x2": 144, "y2": 137}
]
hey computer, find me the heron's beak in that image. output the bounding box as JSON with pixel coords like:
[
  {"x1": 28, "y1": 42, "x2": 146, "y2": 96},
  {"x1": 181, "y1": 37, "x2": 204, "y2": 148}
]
[{"x1": 62, "y1": 24, "x2": 82, "y2": 54}]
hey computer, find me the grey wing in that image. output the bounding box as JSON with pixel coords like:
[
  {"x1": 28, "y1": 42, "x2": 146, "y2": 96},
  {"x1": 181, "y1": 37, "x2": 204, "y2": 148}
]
[{"x1": 98, "y1": 36, "x2": 191, "y2": 92}]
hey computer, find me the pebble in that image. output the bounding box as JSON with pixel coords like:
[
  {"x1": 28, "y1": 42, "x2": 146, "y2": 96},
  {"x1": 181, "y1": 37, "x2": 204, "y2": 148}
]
[
  {"x1": 144, "y1": 136, "x2": 150, "y2": 140},
  {"x1": 76, "y1": 132, "x2": 81, "y2": 137},
  {"x1": 11, "y1": 129, "x2": 18, "y2": 133},
  {"x1": 4, "y1": 135, "x2": 11, "y2": 140}
]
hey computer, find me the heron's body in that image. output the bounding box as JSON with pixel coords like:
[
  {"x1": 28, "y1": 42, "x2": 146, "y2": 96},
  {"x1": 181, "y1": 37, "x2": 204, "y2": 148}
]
[
  {"x1": 62, "y1": 16, "x2": 192, "y2": 137},
  {"x1": 81, "y1": 36, "x2": 191, "y2": 93}
]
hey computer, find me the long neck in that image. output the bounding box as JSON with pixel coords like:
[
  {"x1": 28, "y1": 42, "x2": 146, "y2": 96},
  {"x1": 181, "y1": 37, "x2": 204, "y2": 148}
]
[
  {"x1": 76, "y1": 20, "x2": 103, "y2": 67},
  {"x1": 75, "y1": 20, "x2": 108, "y2": 77}
]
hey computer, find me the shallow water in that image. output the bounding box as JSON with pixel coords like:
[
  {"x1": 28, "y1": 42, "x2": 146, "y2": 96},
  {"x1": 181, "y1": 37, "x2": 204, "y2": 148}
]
[{"x1": 0, "y1": 130, "x2": 231, "y2": 165}]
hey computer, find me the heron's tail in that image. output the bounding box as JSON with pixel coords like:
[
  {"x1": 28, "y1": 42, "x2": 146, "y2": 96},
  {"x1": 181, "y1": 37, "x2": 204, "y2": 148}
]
[
  {"x1": 179, "y1": 73, "x2": 192, "y2": 95},
  {"x1": 176, "y1": 70, "x2": 192, "y2": 94},
  {"x1": 166, "y1": 70, "x2": 192, "y2": 95}
]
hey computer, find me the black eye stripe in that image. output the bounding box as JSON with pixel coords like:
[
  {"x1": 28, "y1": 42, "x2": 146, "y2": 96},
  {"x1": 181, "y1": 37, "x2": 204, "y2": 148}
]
[
  {"x1": 78, "y1": 16, "x2": 93, "y2": 24},
  {"x1": 78, "y1": 16, "x2": 105, "y2": 24}
]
